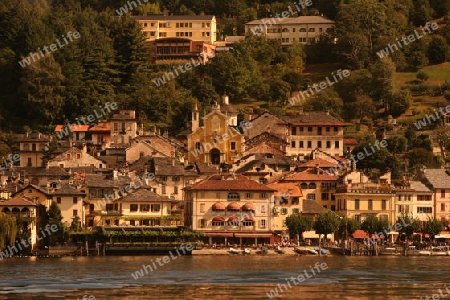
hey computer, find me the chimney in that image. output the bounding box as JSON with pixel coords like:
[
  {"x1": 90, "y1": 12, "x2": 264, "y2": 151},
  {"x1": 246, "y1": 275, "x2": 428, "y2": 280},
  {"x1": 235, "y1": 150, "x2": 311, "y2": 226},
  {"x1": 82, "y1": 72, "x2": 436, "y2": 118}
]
[
  {"x1": 222, "y1": 94, "x2": 229, "y2": 105},
  {"x1": 315, "y1": 164, "x2": 319, "y2": 174},
  {"x1": 192, "y1": 102, "x2": 199, "y2": 133}
]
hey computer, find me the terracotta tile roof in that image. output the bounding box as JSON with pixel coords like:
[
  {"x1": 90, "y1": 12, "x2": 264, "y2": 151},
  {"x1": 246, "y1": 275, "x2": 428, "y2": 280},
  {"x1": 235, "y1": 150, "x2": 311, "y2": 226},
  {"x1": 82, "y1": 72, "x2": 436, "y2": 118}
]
[
  {"x1": 84, "y1": 174, "x2": 130, "y2": 188},
  {"x1": 282, "y1": 169, "x2": 337, "y2": 181},
  {"x1": 302, "y1": 200, "x2": 325, "y2": 214},
  {"x1": 17, "y1": 167, "x2": 70, "y2": 177},
  {"x1": 0, "y1": 195, "x2": 36, "y2": 206},
  {"x1": 343, "y1": 138, "x2": 358, "y2": 145},
  {"x1": 116, "y1": 188, "x2": 173, "y2": 202},
  {"x1": 235, "y1": 153, "x2": 295, "y2": 173},
  {"x1": 267, "y1": 182, "x2": 303, "y2": 197},
  {"x1": 266, "y1": 171, "x2": 291, "y2": 184},
  {"x1": 54, "y1": 125, "x2": 90, "y2": 132},
  {"x1": 185, "y1": 174, "x2": 275, "y2": 192},
  {"x1": 297, "y1": 158, "x2": 340, "y2": 169},
  {"x1": 152, "y1": 157, "x2": 187, "y2": 176},
  {"x1": 89, "y1": 121, "x2": 110, "y2": 131},
  {"x1": 282, "y1": 111, "x2": 346, "y2": 126}
]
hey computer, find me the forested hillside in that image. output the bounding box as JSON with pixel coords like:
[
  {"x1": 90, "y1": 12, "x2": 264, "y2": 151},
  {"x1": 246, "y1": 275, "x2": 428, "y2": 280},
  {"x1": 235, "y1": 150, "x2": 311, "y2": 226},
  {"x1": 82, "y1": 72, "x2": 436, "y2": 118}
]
[{"x1": 0, "y1": 0, "x2": 450, "y2": 171}]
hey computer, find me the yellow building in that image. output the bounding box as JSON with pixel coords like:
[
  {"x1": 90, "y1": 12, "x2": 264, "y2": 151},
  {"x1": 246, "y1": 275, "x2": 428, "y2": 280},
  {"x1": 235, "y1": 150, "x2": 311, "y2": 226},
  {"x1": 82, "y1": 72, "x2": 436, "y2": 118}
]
[
  {"x1": 245, "y1": 16, "x2": 335, "y2": 45},
  {"x1": 335, "y1": 183, "x2": 396, "y2": 224},
  {"x1": 135, "y1": 15, "x2": 216, "y2": 44},
  {"x1": 267, "y1": 182, "x2": 303, "y2": 232},
  {"x1": 184, "y1": 174, "x2": 276, "y2": 246},
  {"x1": 187, "y1": 101, "x2": 245, "y2": 165},
  {"x1": 19, "y1": 133, "x2": 50, "y2": 167}
]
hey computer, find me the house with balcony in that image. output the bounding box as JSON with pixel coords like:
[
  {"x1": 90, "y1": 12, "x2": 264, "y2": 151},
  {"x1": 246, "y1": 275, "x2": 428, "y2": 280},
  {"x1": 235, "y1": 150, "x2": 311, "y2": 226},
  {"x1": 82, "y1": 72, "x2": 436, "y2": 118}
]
[
  {"x1": 334, "y1": 182, "x2": 396, "y2": 224},
  {"x1": 108, "y1": 110, "x2": 138, "y2": 155},
  {"x1": 420, "y1": 168, "x2": 450, "y2": 226},
  {"x1": 245, "y1": 16, "x2": 335, "y2": 45},
  {"x1": 19, "y1": 132, "x2": 50, "y2": 167},
  {"x1": 50, "y1": 184, "x2": 86, "y2": 228},
  {"x1": 267, "y1": 182, "x2": 302, "y2": 233},
  {"x1": 184, "y1": 173, "x2": 276, "y2": 247},
  {"x1": 284, "y1": 111, "x2": 346, "y2": 158},
  {"x1": 393, "y1": 180, "x2": 434, "y2": 226}
]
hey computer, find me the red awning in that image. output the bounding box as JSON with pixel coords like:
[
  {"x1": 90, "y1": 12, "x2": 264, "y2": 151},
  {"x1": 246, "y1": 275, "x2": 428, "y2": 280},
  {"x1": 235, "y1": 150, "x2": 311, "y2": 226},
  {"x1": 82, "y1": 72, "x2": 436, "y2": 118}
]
[
  {"x1": 212, "y1": 216, "x2": 225, "y2": 222},
  {"x1": 212, "y1": 202, "x2": 225, "y2": 211},
  {"x1": 228, "y1": 216, "x2": 239, "y2": 222},
  {"x1": 352, "y1": 230, "x2": 368, "y2": 239},
  {"x1": 227, "y1": 202, "x2": 240, "y2": 211},
  {"x1": 242, "y1": 216, "x2": 254, "y2": 222},
  {"x1": 242, "y1": 202, "x2": 255, "y2": 211}
]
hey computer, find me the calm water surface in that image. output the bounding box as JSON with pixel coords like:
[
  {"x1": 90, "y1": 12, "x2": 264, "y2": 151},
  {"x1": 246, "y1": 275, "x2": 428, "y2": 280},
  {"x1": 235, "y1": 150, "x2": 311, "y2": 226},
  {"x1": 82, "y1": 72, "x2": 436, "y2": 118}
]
[{"x1": 0, "y1": 255, "x2": 449, "y2": 299}]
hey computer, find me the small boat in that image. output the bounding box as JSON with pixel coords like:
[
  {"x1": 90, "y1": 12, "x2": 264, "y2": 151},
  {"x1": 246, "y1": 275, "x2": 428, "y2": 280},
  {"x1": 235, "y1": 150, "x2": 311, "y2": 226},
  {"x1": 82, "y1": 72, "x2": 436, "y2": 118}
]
[
  {"x1": 275, "y1": 246, "x2": 285, "y2": 254},
  {"x1": 380, "y1": 247, "x2": 401, "y2": 256},
  {"x1": 229, "y1": 247, "x2": 241, "y2": 254},
  {"x1": 243, "y1": 248, "x2": 251, "y2": 254},
  {"x1": 294, "y1": 248, "x2": 306, "y2": 255},
  {"x1": 432, "y1": 247, "x2": 448, "y2": 256},
  {"x1": 307, "y1": 248, "x2": 318, "y2": 255},
  {"x1": 418, "y1": 250, "x2": 432, "y2": 256},
  {"x1": 314, "y1": 247, "x2": 328, "y2": 255}
]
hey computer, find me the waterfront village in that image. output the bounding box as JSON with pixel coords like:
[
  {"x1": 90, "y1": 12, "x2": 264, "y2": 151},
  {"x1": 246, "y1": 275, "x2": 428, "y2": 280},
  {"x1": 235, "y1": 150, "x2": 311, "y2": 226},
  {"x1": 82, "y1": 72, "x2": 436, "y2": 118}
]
[{"x1": 1, "y1": 96, "x2": 450, "y2": 258}]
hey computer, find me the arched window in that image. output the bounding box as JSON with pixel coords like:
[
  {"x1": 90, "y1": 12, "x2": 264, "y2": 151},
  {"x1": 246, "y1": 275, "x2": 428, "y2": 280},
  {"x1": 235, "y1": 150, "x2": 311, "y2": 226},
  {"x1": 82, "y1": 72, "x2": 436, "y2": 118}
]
[
  {"x1": 309, "y1": 183, "x2": 316, "y2": 189},
  {"x1": 300, "y1": 28, "x2": 307, "y2": 32},
  {"x1": 282, "y1": 28, "x2": 289, "y2": 32},
  {"x1": 301, "y1": 183, "x2": 307, "y2": 189},
  {"x1": 309, "y1": 28, "x2": 315, "y2": 32}
]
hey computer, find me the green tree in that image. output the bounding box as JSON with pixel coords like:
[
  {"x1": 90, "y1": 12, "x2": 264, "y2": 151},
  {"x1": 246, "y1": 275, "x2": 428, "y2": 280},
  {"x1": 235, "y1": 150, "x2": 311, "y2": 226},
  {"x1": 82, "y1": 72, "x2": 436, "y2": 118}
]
[
  {"x1": 313, "y1": 210, "x2": 340, "y2": 243},
  {"x1": 416, "y1": 70, "x2": 429, "y2": 82},
  {"x1": 45, "y1": 201, "x2": 65, "y2": 246},
  {"x1": 0, "y1": 212, "x2": 17, "y2": 252},
  {"x1": 423, "y1": 216, "x2": 445, "y2": 243},
  {"x1": 285, "y1": 214, "x2": 313, "y2": 242},
  {"x1": 396, "y1": 213, "x2": 421, "y2": 246},
  {"x1": 428, "y1": 36, "x2": 449, "y2": 64}
]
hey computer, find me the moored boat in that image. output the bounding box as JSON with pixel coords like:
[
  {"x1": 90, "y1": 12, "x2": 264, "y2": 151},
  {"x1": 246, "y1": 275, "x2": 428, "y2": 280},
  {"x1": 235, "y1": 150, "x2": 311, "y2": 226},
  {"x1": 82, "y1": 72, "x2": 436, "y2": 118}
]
[
  {"x1": 229, "y1": 247, "x2": 241, "y2": 254},
  {"x1": 275, "y1": 246, "x2": 285, "y2": 254},
  {"x1": 380, "y1": 247, "x2": 401, "y2": 256},
  {"x1": 418, "y1": 250, "x2": 432, "y2": 256},
  {"x1": 244, "y1": 248, "x2": 251, "y2": 254}
]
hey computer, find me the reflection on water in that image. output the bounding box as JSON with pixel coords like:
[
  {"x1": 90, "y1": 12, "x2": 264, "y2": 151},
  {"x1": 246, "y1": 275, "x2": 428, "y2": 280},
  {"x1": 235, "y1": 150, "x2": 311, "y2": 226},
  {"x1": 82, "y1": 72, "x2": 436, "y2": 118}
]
[{"x1": 0, "y1": 255, "x2": 449, "y2": 299}]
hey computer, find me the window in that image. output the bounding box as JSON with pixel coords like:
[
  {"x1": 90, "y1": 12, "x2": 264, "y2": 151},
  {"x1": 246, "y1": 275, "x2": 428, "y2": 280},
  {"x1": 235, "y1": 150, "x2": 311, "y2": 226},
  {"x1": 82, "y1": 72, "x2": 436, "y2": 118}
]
[
  {"x1": 76, "y1": 153, "x2": 81, "y2": 159},
  {"x1": 216, "y1": 192, "x2": 220, "y2": 199},
  {"x1": 140, "y1": 204, "x2": 150, "y2": 212},
  {"x1": 260, "y1": 219, "x2": 266, "y2": 228},
  {"x1": 172, "y1": 176, "x2": 180, "y2": 181},
  {"x1": 200, "y1": 203, "x2": 205, "y2": 213},
  {"x1": 161, "y1": 176, "x2": 167, "y2": 181},
  {"x1": 195, "y1": 142, "x2": 201, "y2": 150},
  {"x1": 301, "y1": 183, "x2": 307, "y2": 189},
  {"x1": 230, "y1": 142, "x2": 236, "y2": 150},
  {"x1": 200, "y1": 219, "x2": 206, "y2": 228},
  {"x1": 73, "y1": 197, "x2": 77, "y2": 204},
  {"x1": 382, "y1": 200, "x2": 387, "y2": 210},
  {"x1": 27, "y1": 157, "x2": 32, "y2": 167},
  {"x1": 299, "y1": 127, "x2": 304, "y2": 132},
  {"x1": 174, "y1": 186, "x2": 178, "y2": 194},
  {"x1": 106, "y1": 204, "x2": 114, "y2": 211},
  {"x1": 309, "y1": 28, "x2": 315, "y2": 32},
  {"x1": 355, "y1": 199, "x2": 360, "y2": 210},
  {"x1": 368, "y1": 199, "x2": 373, "y2": 210},
  {"x1": 334, "y1": 127, "x2": 338, "y2": 132},
  {"x1": 242, "y1": 220, "x2": 254, "y2": 227},
  {"x1": 130, "y1": 204, "x2": 138, "y2": 212},
  {"x1": 56, "y1": 197, "x2": 61, "y2": 204},
  {"x1": 66, "y1": 154, "x2": 71, "y2": 160},
  {"x1": 291, "y1": 127, "x2": 297, "y2": 135},
  {"x1": 281, "y1": 208, "x2": 288, "y2": 215},
  {"x1": 260, "y1": 205, "x2": 266, "y2": 213},
  {"x1": 299, "y1": 141, "x2": 304, "y2": 148},
  {"x1": 335, "y1": 141, "x2": 339, "y2": 148},
  {"x1": 246, "y1": 193, "x2": 251, "y2": 199},
  {"x1": 227, "y1": 192, "x2": 240, "y2": 201},
  {"x1": 441, "y1": 190, "x2": 446, "y2": 199},
  {"x1": 321, "y1": 193, "x2": 329, "y2": 200},
  {"x1": 441, "y1": 203, "x2": 446, "y2": 212},
  {"x1": 418, "y1": 195, "x2": 432, "y2": 201},
  {"x1": 307, "y1": 193, "x2": 315, "y2": 200},
  {"x1": 162, "y1": 185, "x2": 166, "y2": 195},
  {"x1": 130, "y1": 220, "x2": 135, "y2": 226},
  {"x1": 418, "y1": 207, "x2": 432, "y2": 214},
  {"x1": 261, "y1": 193, "x2": 267, "y2": 198},
  {"x1": 212, "y1": 220, "x2": 224, "y2": 227},
  {"x1": 326, "y1": 127, "x2": 330, "y2": 132},
  {"x1": 151, "y1": 204, "x2": 160, "y2": 212},
  {"x1": 307, "y1": 141, "x2": 312, "y2": 148},
  {"x1": 73, "y1": 209, "x2": 77, "y2": 216},
  {"x1": 300, "y1": 28, "x2": 306, "y2": 32},
  {"x1": 317, "y1": 141, "x2": 322, "y2": 148},
  {"x1": 308, "y1": 183, "x2": 316, "y2": 189},
  {"x1": 32, "y1": 144, "x2": 36, "y2": 151},
  {"x1": 293, "y1": 28, "x2": 296, "y2": 32},
  {"x1": 291, "y1": 141, "x2": 296, "y2": 148},
  {"x1": 292, "y1": 208, "x2": 300, "y2": 214},
  {"x1": 308, "y1": 127, "x2": 312, "y2": 132},
  {"x1": 326, "y1": 141, "x2": 331, "y2": 148}
]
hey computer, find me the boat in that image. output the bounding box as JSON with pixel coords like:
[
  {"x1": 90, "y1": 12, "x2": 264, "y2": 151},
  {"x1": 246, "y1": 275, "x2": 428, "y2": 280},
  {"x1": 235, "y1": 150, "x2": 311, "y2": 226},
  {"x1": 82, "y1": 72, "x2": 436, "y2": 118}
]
[
  {"x1": 307, "y1": 248, "x2": 318, "y2": 255},
  {"x1": 380, "y1": 247, "x2": 401, "y2": 256},
  {"x1": 275, "y1": 246, "x2": 285, "y2": 254},
  {"x1": 228, "y1": 247, "x2": 241, "y2": 254},
  {"x1": 418, "y1": 250, "x2": 432, "y2": 256},
  {"x1": 294, "y1": 248, "x2": 306, "y2": 255},
  {"x1": 314, "y1": 247, "x2": 328, "y2": 255},
  {"x1": 431, "y1": 247, "x2": 448, "y2": 256},
  {"x1": 243, "y1": 248, "x2": 251, "y2": 254}
]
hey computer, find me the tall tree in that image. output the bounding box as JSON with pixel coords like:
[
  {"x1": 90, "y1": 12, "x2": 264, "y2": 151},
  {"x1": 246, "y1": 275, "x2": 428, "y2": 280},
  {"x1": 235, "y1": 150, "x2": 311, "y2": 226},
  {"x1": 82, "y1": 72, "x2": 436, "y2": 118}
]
[
  {"x1": 313, "y1": 210, "x2": 340, "y2": 244},
  {"x1": 285, "y1": 214, "x2": 313, "y2": 242}
]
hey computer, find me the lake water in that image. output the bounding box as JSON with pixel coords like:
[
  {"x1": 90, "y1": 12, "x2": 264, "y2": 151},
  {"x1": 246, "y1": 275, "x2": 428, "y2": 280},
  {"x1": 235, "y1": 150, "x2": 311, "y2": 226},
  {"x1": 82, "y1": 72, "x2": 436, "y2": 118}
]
[{"x1": 0, "y1": 255, "x2": 448, "y2": 299}]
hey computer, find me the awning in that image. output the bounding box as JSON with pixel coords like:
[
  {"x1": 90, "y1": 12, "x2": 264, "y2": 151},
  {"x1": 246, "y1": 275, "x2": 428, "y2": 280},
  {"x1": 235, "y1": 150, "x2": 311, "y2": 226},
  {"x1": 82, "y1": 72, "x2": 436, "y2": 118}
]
[
  {"x1": 242, "y1": 216, "x2": 254, "y2": 222},
  {"x1": 242, "y1": 202, "x2": 255, "y2": 211},
  {"x1": 234, "y1": 233, "x2": 272, "y2": 238},
  {"x1": 228, "y1": 216, "x2": 239, "y2": 222},
  {"x1": 212, "y1": 216, "x2": 225, "y2": 222},
  {"x1": 352, "y1": 230, "x2": 368, "y2": 239},
  {"x1": 303, "y1": 231, "x2": 321, "y2": 239},
  {"x1": 212, "y1": 202, "x2": 225, "y2": 211},
  {"x1": 227, "y1": 202, "x2": 240, "y2": 211},
  {"x1": 435, "y1": 234, "x2": 450, "y2": 239},
  {"x1": 204, "y1": 232, "x2": 233, "y2": 237}
]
